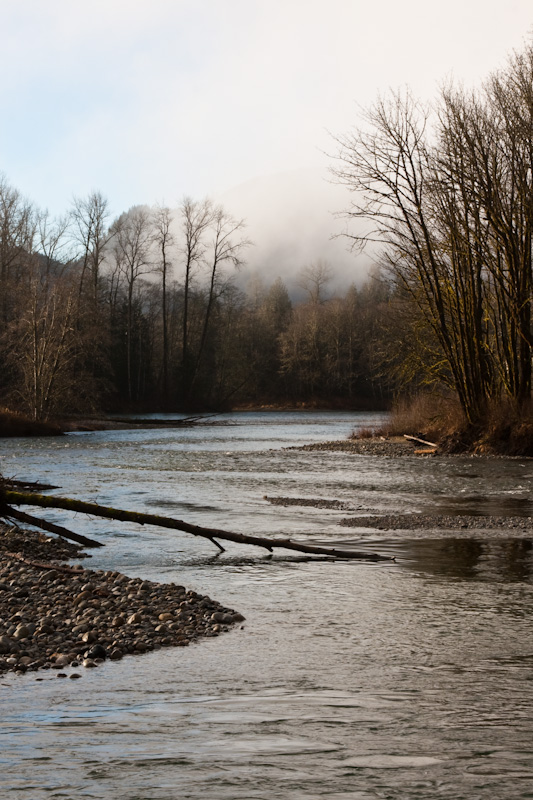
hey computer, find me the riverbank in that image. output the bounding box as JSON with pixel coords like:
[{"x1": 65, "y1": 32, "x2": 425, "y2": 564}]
[
  {"x1": 0, "y1": 408, "x2": 221, "y2": 435},
  {"x1": 265, "y1": 497, "x2": 533, "y2": 537},
  {"x1": 0, "y1": 524, "x2": 244, "y2": 678},
  {"x1": 297, "y1": 433, "x2": 533, "y2": 458},
  {"x1": 270, "y1": 435, "x2": 533, "y2": 537},
  {"x1": 0, "y1": 405, "x2": 387, "y2": 436}
]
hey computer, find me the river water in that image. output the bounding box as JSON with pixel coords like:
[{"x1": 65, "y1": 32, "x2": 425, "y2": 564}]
[{"x1": 1, "y1": 411, "x2": 533, "y2": 799}]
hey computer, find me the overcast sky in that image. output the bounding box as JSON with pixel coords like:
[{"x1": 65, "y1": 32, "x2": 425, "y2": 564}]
[{"x1": 2, "y1": 0, "x2": 532, "y2": 283}]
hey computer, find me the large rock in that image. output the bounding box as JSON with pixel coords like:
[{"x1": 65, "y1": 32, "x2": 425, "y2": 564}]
[
  {"x1": 0, "y1": 635, "x2": 14, "y2": 654},
  {"x1": 13, "y1": 624, "x2": 30, "y2": 640}
]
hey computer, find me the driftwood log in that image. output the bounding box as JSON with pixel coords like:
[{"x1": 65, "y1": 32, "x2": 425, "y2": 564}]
[
  {"x1": 4, "y1": 505, "x2": 104, "y2": 548},
  {"x1": 0, "y1": 489, "x2": 392, "y2": 562},
  {"x1": 108, "y1": 414, "x2": 213, "y2": 427},
  {"x1": 404, "y1": 434, "x2": 438, "y2": 448}
]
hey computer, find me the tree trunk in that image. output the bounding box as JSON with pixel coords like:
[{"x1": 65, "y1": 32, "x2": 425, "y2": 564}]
[{"x1": 0, "y1": 489, "x2": 392, "y2": 562}]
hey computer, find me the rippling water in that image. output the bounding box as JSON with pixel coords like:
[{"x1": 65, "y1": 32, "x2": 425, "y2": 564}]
[{"x1": 1, "y1": 411, "x2": 533, "y2": 799}]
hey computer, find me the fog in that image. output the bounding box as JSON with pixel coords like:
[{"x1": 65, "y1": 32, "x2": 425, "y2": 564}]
[
  {"x1": 2, "y1": 1, "x2": 531, "y2": 237},
  {"x1": 218, "y1": 167, "x2": 374, "y2": 296}
]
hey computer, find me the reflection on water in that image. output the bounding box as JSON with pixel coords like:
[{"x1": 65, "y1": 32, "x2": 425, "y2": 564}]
[
  {"x1": 430, "y1": 494, "x2": 533, "y2": 517},
  {"x1": 395, "y1": 538, "x2": 533, "y2": 582},
  {"x1": 1, "y1": 412, "x2": 533, "y2": 799}
]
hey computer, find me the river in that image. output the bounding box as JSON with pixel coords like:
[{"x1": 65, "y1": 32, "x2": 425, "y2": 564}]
[{"x1": 1, "y1": 411, "x2": 533, "y2": 799}]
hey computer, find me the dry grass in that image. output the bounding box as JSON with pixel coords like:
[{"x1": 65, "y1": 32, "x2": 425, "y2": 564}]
[
  {"x1": 354, "y1": 426, "x2": 378, "y2": 439},
  {"x1": 0, "y1": 408, "x2": 62, "y2": 437},
  {"x1": 353, "y1": 393, "x2": 533, "y2": 456},
  {"x1": 478, "y1": 400, "x2": 533, "y2": 456},
  {"x1": 378, "y1": 394, "x2": 466, "y2": 443}
]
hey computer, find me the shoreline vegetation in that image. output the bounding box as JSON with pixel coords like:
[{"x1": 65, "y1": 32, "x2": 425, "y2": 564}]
[
  {"x1": 4, "y1": 393, "x2": 533, "y2": 456},
  {"x1": 0, "y1": 408, "x2": 63, "y2": 437},
  {"x1": 371, "y1": 395, "x2": 533, "y2": 457},
  {"x1": 1, "y1": 44, "x2": 532, "y2": 462}
]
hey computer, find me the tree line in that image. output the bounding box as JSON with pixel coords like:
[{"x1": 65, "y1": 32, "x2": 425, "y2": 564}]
[
  {"x1": 0, "y1": 181, "x2": 391, "y2": 419},
  {"x1": 6, "y1": 42, "x2": 530, "y2": 429},
  {"x1": 333, "y1": 42, "x2": 533, "y2": 433}
]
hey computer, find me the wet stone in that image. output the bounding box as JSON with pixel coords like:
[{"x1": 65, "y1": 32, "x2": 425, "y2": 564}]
[
  {"x1": 85, "y1": 644, "x2": 106, "y2": 660},
  {"x1": 0, "y1": 521, "x2": 243, "y2": 677}
]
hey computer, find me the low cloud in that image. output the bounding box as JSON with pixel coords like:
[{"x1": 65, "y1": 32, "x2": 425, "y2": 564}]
[{"x1": 218, "y1": 167, "x2": 373, "y2": 296}]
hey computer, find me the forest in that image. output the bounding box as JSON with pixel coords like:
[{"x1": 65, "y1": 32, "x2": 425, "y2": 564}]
[
  {"x1": 0, "y1": 185, "x2": 393, "y2": 419},
  {"x1": 1, "y1": 41, "x2": 533, "y2": 453}
]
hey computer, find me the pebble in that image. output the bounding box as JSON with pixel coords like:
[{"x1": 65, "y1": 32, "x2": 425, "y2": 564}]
[
  {"x1": 296, "y1": 439, "x2": 415, "y2": 457},
  {"x1": 340, "y1": 512, "x2": 533, "y2": 533},
  {"x1": 0, "y1": 523, "x2": 245, "y2": 676}
]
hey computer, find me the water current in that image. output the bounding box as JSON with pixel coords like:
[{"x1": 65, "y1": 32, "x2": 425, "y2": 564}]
[{"x1": 1, "y1": 411, "x2": 533, "y2": 799}]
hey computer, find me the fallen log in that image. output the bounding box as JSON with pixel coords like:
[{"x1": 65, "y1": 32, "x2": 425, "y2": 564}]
[
  {"x1": 404, "y1": 434, "x2": 438, "y2": 448},
  {"x1": 3, "y1": 506, "x2": 104, "y2": 548},
  {"x1": 0, "y1": 489, "x2": 393, "y2": 562},
  {"x1": 107, "y1": 414, "x2": 215, "y2": 427},
  {"x1": 3, "y1": 477, "x2": 59, "y2": 492}
]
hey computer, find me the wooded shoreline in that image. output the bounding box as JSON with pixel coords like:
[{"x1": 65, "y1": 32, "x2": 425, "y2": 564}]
[
  {"x1": 4, "y1": 404, "x2": 533, "y2": 456},
  {"x1": 0, "y1": 407, "x2": 381, "y2": 437}
]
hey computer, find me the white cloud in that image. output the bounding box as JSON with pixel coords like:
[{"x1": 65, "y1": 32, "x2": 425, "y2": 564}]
[{"x1": 1, "y1": 0, "x2": 532, "y2": 267}]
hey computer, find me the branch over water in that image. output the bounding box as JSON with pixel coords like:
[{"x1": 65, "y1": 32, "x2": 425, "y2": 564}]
[{"x1": 0, "y1": 489, "x2": 393, "y2": 562}]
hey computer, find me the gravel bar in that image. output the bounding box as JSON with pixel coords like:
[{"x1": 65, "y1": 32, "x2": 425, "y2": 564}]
[
  {"x1": 295, "y1": 439, "x2": 418, "y2": 456},
  {"x1": 264, "y1": 496, "x2": 352, "y2": 510},
  {"x1": 340, "y1": 513, "x2": 533, "y2": 533},
  {"x1": 0, "y1": 524, "x2": 244, "y2": 678}
]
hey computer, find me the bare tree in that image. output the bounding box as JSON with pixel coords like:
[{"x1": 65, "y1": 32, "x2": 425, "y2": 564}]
[
  {"x1": 4, "y1": 277, "x2": 89, "y2": 420},
  {"x1": 332, "y1": 91, "x2": 495, "y2": 426},
  {"x1": 187, "y1": 205, "x2": 251, "y2": 400},
  {"x1": 111, "y1": 206, "x2": 154, "y2": 401},
  {"x1": 70, "y1": 191, "x2": 113, "y2": 309},
  {"x1": 36, "y1": 210, "x2": 73, "y2": 282},
  {"x1": 298, "y1": 260, "x2": 333, "y2": 305},
  {"x1": 152, "y1": 205, "x2": 176, "y2": 404},
  {"x1": 0, "y1": 174, "x2": 36, "y2": 324},
  {"x1": 178, "y1": 198, "x2": 214, "y2": 401}
]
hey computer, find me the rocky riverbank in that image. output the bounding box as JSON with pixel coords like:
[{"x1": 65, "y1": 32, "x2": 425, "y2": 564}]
[
  {"x1": 0, "y1": 524, "x2": 244, "y2": 678},
  {"x1": 296, "y1": 432, "x2": 533, "y2": 458},
  {"x1": 264, "y1": 497, "x2": 533, "y2": 537},
  {"x1": 340, "y1": 513, "x2": 533, "y2": 534}
]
